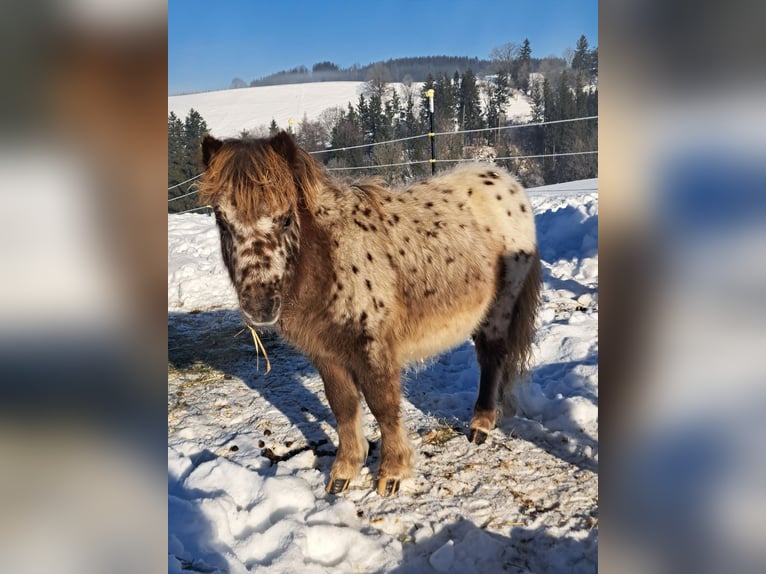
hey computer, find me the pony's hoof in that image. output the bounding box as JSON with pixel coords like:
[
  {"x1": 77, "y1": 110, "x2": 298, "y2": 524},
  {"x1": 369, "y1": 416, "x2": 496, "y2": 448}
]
[
  {"x1": 469, "y1": 429, "x2": 488, "y2": 445},
  {"x1": 377, "y1": 479, "x2": 400, "y2": 496},
  {"x1": 326, "y1": 478, "x2": 350, "y2": 494}
]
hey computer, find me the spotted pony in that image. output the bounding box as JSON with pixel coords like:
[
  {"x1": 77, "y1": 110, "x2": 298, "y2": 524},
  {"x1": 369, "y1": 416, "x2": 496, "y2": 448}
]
[{"x1": 199, "y1": 132, "x2": 541, "y2": 496}]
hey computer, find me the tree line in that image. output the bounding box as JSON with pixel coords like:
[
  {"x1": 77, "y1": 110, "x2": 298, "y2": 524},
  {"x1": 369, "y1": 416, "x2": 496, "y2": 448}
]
[
  {"x1": 233, "y1": 50, "x2": 575, "y2": 89},
  {"x1": 168, "y1": 109, "x2": 208, "y2": 212},
  {"x1": 295, "y1": 35, "x2": 597, "y2": 187},
  {"x1": 238, "y1": 56, "x2": 494, "y2": 88},
  {"x1": 170, "y1": 36, "x2": 597, "y2": 212}
]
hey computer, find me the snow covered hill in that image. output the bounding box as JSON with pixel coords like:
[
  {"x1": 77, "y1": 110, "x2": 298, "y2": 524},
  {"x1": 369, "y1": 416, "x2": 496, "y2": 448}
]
[
  {"x1": 168, "y1": 81, "x2": 533, "y2": 138},
  {"x1": 168, "y1": 178, "x2": 598, "y2": 573}
]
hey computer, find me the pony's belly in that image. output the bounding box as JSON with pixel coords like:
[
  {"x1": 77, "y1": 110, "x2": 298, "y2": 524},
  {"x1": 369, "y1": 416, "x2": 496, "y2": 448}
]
[{"x1": 397, "y1": 298, "x2": 490, "y2": 364}]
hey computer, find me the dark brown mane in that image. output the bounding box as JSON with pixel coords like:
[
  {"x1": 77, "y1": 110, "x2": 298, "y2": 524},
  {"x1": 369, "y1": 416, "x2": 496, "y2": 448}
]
[{"x1": 199, "y1": 135, "x2": 326, "y2": 220}]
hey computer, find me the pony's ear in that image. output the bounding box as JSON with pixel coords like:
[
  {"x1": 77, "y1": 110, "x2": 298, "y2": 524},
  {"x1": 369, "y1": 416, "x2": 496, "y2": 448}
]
[
  {"x1": 269, "y1": 131, "x2": 298, "y2": 164},
  {"x1": 201, "y1": 134, "x2": 223, "y2": 169}
]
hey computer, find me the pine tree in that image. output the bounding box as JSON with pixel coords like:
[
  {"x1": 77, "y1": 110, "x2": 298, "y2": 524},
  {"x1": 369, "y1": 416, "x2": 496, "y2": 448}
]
[
  {"x1": 572, "y1": 78, "x2": 598, "y2": 180},
  {"x1": 183, "y1": 108, "x2": 208, "y2": 179},
  {"x1": 434, "y1": 73, "x2": 458, "y2": 132},
  {"x1": 386, "y1": 89, "x2": 402, "y2": 137},
  {"x1": 168, "y1": 112, "x2": 185, "y2": 188},
  {"x1": 370, "y1": 92, "x2": 388, "y2": 143},
  {"x1": 374, "y1": 90, "x2": 404, "y2": 179},
  {"x1": 330, "y1": 103, "x2": 364, "y2": 168},
  {"x1": 485, "y1": 71, "x2": 509, "y2": 146},
  {"x1": 168, "y1": 109, "x2": 210, "y2": 212},
  {"x1": 530, "y1": 84, "x2": 545, "y2": 123},
  {"x1": 268, "y1": 119, "x2": 279, "y2": 135},
  {"x1": 183, "y1": 109, "x2": 208, "y2": 147},
  {"x1": 401, "y1": 91, "x2": 422, "y2": 139},
  {"x1": 525, "y1": 83, "x2": 545, "y2": 158},
  {"x1": 555, "y1": 71, "x2": 577, "y2": 181},
  {"x1": 457, "y1": 69, "x2": 483, "y2": 144},
  {"x1": 401, "y1": 90, "x2": 427, "y2": 176},
  {"x1": 541, "y1": 78, "x2": 558, "y2": 183},
  {"x1": 542, "y1": 78, "x2": 555, "y2": 122},
  {"x1": 588, "y1": 47, "x2": 598, "y2": 84},
  {"x1": 572, "y1": 35, "x2": 590, "y2": 74},
  {"x1": 517, "y1": 38, "x2": 532, "y2": 93}
]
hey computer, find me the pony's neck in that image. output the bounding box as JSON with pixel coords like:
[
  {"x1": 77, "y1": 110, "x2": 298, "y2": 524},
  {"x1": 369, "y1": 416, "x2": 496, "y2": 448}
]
[{"x1": 283, "y1": 203, "x2": 334, "y2": 316}]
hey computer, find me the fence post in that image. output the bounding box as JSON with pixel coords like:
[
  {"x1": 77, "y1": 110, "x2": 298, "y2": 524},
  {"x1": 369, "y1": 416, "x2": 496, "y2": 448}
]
[{"x1": 427, "y1": 89, "x2": 435, "y2": 175}]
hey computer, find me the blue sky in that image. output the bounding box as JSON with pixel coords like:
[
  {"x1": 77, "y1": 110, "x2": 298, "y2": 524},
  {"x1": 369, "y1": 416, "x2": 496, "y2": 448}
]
[{"x1": 169, "y1": 0, "x2": 598, "y2": 95}]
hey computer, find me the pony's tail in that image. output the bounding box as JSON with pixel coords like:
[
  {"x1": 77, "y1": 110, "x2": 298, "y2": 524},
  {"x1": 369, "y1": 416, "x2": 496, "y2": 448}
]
[{"x1": 500, "y1": 248, "x2": 542, "y2": 411}]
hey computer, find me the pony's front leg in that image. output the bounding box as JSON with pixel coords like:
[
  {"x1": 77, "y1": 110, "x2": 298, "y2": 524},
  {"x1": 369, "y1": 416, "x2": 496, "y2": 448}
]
[
  {"x1": 313, "y1": 358, "x2": 368, "y2": 494},
  {"x1": 358, "y1": 362, "x2": 414, "y2": 496}
]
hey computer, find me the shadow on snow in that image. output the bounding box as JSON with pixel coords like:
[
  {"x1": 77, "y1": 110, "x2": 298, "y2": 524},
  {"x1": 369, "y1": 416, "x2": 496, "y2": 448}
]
[
  {"x1": 168, "y1": 309, "x2": 597, "y2": 477},
  {"x1": 389, "y1": 517, "x2": 597, "y2": 574}
]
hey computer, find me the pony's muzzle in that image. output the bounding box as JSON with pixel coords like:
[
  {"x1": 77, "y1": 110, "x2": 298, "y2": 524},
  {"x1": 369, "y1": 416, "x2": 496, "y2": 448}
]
[{"x1": 240, "y1": 295, "x2": 281, "y2": 327}]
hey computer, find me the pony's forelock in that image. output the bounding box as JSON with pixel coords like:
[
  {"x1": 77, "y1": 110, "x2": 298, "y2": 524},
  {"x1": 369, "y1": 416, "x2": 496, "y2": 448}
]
[{"x1": 198, "y1": 137, "x2": 325, "y2": 220}]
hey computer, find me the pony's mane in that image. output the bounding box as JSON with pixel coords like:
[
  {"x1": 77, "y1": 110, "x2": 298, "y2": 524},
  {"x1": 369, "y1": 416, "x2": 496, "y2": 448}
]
[
  {"x1": 349, "y1": 179, "x2": 386, "y2": 213},
  {"x1": 198, "y1": 137, "x2": 325, "y2": 219}
]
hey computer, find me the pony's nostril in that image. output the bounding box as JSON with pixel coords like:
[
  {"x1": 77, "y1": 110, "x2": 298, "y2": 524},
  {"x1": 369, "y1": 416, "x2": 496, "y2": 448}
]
[{"x1": 271, "y1": 296, "x2": 282, "y2": 312}]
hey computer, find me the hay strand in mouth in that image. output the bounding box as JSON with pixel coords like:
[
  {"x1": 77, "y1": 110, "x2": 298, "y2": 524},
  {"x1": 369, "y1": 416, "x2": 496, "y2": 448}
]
[{"x1": 247, "y1": 325, "x2": 271, "y2": 374}]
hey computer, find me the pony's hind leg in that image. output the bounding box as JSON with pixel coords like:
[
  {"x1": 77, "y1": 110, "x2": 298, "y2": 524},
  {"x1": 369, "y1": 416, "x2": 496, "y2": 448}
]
[
  {"x1": 470, "y1": 254, "x2": 538, "y2": 444},
  {"x1": 313, "y1": 358, "x2": 368, "y2": 494},
  {"x1": 471, "y1": 329, "x2": 509, "y2": 444}
]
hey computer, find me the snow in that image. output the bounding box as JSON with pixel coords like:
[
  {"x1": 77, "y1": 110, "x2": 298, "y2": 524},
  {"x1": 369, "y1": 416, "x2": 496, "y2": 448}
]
[
  {"x1": 504, "y1": 90, "x2": 534, "y2": 123},
  {"x1": 168, "y1": 180, "x2": 598, "y2": 572},
  {"x1": 168, "y1": 81, "x2": 533, "y2": 138},
  {"x1": 169, "y1": 82, "x2": 393, "y2": 138}
]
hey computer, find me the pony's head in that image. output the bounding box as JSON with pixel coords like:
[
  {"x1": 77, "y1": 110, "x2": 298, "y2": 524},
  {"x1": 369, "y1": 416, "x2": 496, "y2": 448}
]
[{"x1": 198, "y1": 131, "x2": 323, "y2": 325}]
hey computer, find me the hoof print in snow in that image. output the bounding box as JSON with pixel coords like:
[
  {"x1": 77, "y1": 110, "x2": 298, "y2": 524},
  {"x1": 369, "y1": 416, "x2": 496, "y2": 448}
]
[
  {"x1": 469, "y1": 429, "x2": 488, "y2": 445},
  {"x1": 378, "y1": 479, "x2": 400, "y2": 496},
  {"x1": 327, "y1": 478, "x2": 350, "y2": 494}
]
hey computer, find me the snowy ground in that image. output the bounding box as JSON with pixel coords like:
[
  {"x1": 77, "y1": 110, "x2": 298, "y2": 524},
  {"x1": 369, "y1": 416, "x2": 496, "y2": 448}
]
[
  {"x1": 168, "y1": 82, "x2": 533, "y2": 138},
  {"x1": 168, "y1": 180, "x2": 598, "y2": 573}
]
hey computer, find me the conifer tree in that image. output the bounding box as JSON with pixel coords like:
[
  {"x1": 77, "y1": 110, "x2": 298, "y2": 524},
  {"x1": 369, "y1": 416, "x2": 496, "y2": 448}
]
[
  {"x1": 457, "y1": 69, "x2": 483, "y2": 144},
  {"x1": 555, "y1": 71, "x2": 577, "y2": 181},
  {"x1": 541, "y1": 78, "x2": 557, "y2": 183},
  {"x1": 386, "y1": 89, "x2": 402, "y2": 137},
  {"x1": 434, "y1": 73, "x2": 458, "y2": 131},
  {"x1": 401, "y1": 91, "x2": 422, "y2": 139},
  {"x1": 400, "y1": 91, "x2": 427, "y2": 176},
  {"x1": 530, "y1": 84, "x2": 545, "y2": 124},
  {"x1": 330, "y1": 103, "x2": 364, "y2": 168},
  {"x1": 525, "y1": 83, "x2": 545, "y2": 157},
  {"x1": 588, "y1": 47, "x2": 598, "y2": 84},
  {"x1": 183, "y1": 109, "x2": 208, "y2": 149},
  {"x1": 572, "y1": 35, "x2": 590, "y2": 75},
  {"x1": 485, "y1": 71, "x2": 509, "y2": 146},
  {"x1": 516, "y1": 38, "x2": 532, "y2": 93},
  {"x1": 168, "y1": 109, "x2": 210, "y2": 212},
  {"x1": 168, "y1": 112, "x2": 185, "y2": 188}
]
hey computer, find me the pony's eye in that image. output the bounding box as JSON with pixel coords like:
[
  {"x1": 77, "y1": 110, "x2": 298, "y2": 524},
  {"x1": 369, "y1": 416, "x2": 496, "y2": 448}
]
[{"x1": 282, "y1": 215, "x2": 292, "y2": 229}]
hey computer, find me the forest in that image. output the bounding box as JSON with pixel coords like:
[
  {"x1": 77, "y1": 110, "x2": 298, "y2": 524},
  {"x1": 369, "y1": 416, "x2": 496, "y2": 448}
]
[{"x1": 169, "y1": 36, "x2": 597, "y2": 213}]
